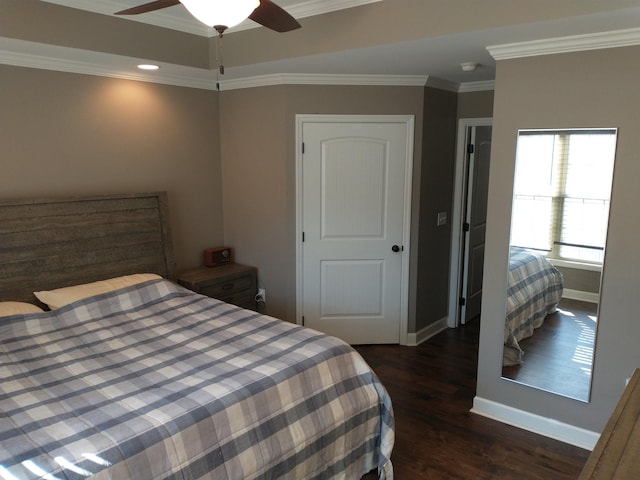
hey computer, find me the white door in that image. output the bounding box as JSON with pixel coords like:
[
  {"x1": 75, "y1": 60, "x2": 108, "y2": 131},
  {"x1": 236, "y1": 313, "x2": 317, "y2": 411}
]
[
  {"x1": 460, "y1": 125, "x2": 492, "y2": 323},
  {"x1": 297, "y1": 116, "x2": 413, "y2": 344}
]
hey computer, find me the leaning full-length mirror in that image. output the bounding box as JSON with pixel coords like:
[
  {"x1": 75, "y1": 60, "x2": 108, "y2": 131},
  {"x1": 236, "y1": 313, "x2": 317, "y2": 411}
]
[{"x1": 501, "y1": 128, "x2": 617, "y2": 402}]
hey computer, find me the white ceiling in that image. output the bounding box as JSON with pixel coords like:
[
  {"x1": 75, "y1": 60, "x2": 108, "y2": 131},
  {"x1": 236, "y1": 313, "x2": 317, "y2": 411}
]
[{"x1": 9, "y1": 1, "x2": 640, "y2": 88}]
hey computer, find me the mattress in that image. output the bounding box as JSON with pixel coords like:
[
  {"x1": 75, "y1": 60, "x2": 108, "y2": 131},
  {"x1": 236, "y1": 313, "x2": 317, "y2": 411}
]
[
  {"x1": 0, "y1": 279, "x2": 394, "y2": 479},
  {"x1": 503, "y1": 247, "x2": 564, "y2": 366}
]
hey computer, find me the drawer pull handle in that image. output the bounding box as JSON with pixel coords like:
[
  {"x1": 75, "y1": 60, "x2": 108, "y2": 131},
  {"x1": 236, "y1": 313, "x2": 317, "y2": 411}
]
[{"x1": 222, "y1": 283, "x2": 234, "y2": 290}]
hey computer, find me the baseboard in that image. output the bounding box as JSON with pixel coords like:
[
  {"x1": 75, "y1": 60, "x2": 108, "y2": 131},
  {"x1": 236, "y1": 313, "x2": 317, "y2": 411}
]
[
  {"x1": 405, "y1": 316, "x2": 448, "y2": 346},
  {"x1": 563, "y1": 289, "x2": 600, "y2": 304},
  {"x1": 471, "y1": 396, "x2": 600, "y2": 450}
]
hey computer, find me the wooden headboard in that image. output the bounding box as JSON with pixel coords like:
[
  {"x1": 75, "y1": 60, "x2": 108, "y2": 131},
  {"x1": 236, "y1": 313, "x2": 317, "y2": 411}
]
[{"x1": 0, "y1": 192, "x2": 177, "y2": 304}]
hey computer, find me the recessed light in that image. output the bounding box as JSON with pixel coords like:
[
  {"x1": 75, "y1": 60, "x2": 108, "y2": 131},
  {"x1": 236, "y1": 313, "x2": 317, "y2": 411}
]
[
  {"x1": 460, "y1": 62, "x2": 478, "y2": 72},
  {"x1": 138, "y1": 64, "x2": 159, "y2": 71}
]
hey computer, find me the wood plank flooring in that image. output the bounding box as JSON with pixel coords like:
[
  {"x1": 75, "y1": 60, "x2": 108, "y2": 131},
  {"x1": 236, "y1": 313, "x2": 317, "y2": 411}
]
[
  {"x1": 502, "y1": 298, "x2": 597, "y2": 401},
  {"x1": 355, "y1": 319, "x2": 590, "y2": 479}
]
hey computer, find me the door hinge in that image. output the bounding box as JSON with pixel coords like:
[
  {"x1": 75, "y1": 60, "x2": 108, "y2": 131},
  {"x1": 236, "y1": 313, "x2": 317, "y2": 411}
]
[
  {"x1": 467, "y1": 143, "x2": 474, "y2": 154},
  {"x1": 459, "y1": 297, "x2": 466, "y2": 306},
  {"x1": 302, "y1": 231, "x2": 305, "y2": 242},
  {"x1": 302, "y1": 142, "x2": 305, "y2": 154},
  {"x1": 301, "y1": 315, "x2": 305, "y2": 326},
  {"x1": 463, "y1": 222, "x2": 470, "y2": 232}
]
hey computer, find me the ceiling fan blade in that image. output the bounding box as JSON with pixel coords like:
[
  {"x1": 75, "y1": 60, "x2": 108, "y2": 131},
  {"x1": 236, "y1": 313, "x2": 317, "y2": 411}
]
[
  {"x1": 115, "y1": 0, "x2": 180, "y2": 16},
  {"x1": 249, "y1": 0, "x2": 301, "y2": 33}
]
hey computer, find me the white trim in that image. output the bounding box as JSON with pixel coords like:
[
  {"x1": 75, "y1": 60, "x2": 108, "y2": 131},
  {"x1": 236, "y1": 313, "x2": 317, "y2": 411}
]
[
  {"x1": 448, "y1": 118, "x2": 493, "y2": 328},
  {"x1": 425, "y1": 76, "x2": 458, "y2": 92},
  {"x1": 0, "y1": 37, "x2": 429, "y2": 90},
  {"x1": 426, "y1": 78, "x2": 496, "y2": 93},
  {"x1": 295, "y1": 117, "x2": 305, "y2": 336},
  {"x1": 405, "y1": 317, "x2": 448, "y2": 346},
  {"x1": 471, "y1": 396, "x2": 600, "y2": 450},
  {"x1": 282, "y1": 0, "x2": 384, "y2": 23},
  {"x1": 549, "y1": 258, "x2": 602, "y2": 273},
  {"x1": 220, "y1": 73, "x2": 429, "y2": 90},
  {"x1": 457, "y1": 80, "x2": 495, "y2": 93},
  {"x1": 488, "y1": 27, "x2": 640, "y2": 60},
  {"x1": 0, "y1": 37, "x2": 493, "y2": 92},
  {"x1": 563, "y1": 289, "x2": 600, "y2": 304},
  {"x1": 0, "y1": 37, "x2": 218, "y2": 90},
  {"x1": 295, "y1": 114, "x2": 414, "y2": 346}
]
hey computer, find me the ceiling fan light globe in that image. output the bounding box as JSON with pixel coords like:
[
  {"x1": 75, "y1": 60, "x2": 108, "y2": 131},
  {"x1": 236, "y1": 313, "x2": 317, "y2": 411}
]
[{"x1": 180, "y1": 0, "x2": 259, "y2": 28}]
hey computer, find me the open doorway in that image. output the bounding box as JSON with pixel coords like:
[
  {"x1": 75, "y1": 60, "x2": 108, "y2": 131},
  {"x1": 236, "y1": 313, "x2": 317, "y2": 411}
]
[{"x1": 448, "y1": 118, "x2": 492, "y2": 328}]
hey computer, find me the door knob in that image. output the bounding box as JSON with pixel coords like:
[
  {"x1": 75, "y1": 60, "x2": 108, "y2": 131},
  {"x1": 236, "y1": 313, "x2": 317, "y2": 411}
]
[{"x1": 392, "y1": 245, "x2": 401, "y2": 252}]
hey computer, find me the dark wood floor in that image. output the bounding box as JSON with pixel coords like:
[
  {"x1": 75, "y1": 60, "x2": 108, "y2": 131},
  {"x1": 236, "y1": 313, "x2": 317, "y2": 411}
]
[
  {"x1": 355, "y1": 319, "x2": 590, "y2": 479},
  {"x1": 502, "y1": 298, "x2": 597, "y2": 401}
]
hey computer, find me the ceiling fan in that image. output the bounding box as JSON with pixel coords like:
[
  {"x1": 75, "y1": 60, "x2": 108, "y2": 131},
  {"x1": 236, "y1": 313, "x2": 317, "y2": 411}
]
[{"x1": 115, "y1": 0, "x2": 301, "y2": 33}]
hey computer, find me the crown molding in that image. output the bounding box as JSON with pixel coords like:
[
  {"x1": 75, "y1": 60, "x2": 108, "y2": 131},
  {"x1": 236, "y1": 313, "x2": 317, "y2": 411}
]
[
  {"x1": 458, "y1": 80, "x2": 495, "y2": 93},
  {"x1": 287, "y1": 0, "x2": 383, "y2": 20},
  {"x1": 423, "y1": 78, "x2": 495, "y2": 94},
  {"x1": 425, "y1": 76, "x2": 458, "y2": 93},
  {"x1": 488, "y1": 27, "x2": 640, "y2": 60},
  {"x1": 40, "y1": 0, "x2": 384, "y2": 37},
  {"x1": 0, "y1": 38, "x2": 492, "y2": 93},
  {"x1": 0, "y1": 38, "x2": 218, "y2": 90},
  {"x1": 219, "y1": 73, "x2": 428, "y2": 90},
  {"x1": 0, "y1": 38, "x2": 427, "y2": 91},
  {"x1": 0, "y1": 37, "x2": 489, "y2": 93}
]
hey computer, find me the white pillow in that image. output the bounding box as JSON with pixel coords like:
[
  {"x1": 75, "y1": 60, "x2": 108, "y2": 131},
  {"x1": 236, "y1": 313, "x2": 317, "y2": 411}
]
[
  {"x1": 0, "y1": 301, "x2": 44, "y2": 317},
  {"x1": 34, "y1": 273, "x2": 162, "y2": 310}
]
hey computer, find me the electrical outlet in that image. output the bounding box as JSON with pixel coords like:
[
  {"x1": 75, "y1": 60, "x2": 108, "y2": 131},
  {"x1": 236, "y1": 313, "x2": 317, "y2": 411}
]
[{"x1": 257, "y1": 288, "x2": 266, "y2": 303}]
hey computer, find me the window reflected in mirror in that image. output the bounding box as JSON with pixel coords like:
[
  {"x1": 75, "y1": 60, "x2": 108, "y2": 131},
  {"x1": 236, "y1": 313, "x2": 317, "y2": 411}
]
[{"x1": 502, "y1": 128, "x2": 617, "y2": 402}]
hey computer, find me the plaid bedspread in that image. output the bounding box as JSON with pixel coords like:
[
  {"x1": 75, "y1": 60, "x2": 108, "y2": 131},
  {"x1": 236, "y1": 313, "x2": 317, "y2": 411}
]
[
  {"x1": 504, "y1": 247, "x2": 564, "y2": 366},
  {"x1": 0, "y1": 279, "x2": 394, "y2": 479}
]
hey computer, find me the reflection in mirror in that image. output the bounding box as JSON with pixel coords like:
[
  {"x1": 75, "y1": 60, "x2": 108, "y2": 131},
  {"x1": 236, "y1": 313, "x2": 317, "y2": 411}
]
[{"x1": 501, "y1": 128, "x2": 617, "y2": 402}]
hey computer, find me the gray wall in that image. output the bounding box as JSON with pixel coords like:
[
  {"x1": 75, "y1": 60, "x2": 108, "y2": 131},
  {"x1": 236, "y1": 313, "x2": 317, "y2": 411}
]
[
  {"x1": 1, "y1": 0, "x2": 210, "y2": 68},
  {"x1": 0, "y1": 65, "x2": 224, "y2": 270},
  {"x1": 1, "y1": 61, "x2": 477, "y2": 338},
  {"x1": 416, "y1": 87, "x2": 459, "y2": 330},
  {"x1": 457, "y1": 91, "x2": 495, "y2": 119},
  {"x1": 557, "y1": 266, "x2": 601, "y2": 296},
  {"x1": 218, "y1": 83, "x2": 491, "y2": 333},
  {"x1": 219, "y1": 84, "x2": 425, "y2": 326},
  {"x1": 477, "y1": 45, "x2": 640, "y2": 432}
]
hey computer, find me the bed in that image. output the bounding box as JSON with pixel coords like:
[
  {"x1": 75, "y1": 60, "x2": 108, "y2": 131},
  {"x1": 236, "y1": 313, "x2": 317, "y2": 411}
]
[
  {"x1": 0, "y1": 193, "x2": 394, "y2": 480},
  {"x1": 503, "y1": 246, "x2": 564, "y2": 366}
]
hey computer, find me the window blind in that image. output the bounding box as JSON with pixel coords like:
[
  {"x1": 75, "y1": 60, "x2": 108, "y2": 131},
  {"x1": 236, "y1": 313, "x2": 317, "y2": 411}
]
[{"x1": 511, "y1": 129, "x2": 616, "y2": 264}]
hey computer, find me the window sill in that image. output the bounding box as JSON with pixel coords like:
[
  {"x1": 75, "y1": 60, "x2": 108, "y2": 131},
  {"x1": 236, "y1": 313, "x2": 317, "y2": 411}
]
[{"x1": 548, "y1": 258, "x2": 602, "y2": 272}]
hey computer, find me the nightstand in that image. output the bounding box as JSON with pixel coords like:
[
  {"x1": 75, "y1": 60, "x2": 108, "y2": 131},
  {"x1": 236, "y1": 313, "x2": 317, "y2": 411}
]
[{"x1": 177, "y1": 264, "x2": 258, "y2": 311}]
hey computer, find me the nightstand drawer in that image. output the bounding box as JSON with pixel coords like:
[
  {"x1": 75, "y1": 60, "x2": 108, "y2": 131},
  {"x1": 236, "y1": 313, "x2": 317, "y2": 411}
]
[
  {"x1": 212, "y1": 288, "x2": 257, "y2": 311},
  {"x1": 178, "y1": 264, "x2": 258, "y2": 311},
  {"x1": 199, "y1": 275, "x2": 255, "y2": 298}
]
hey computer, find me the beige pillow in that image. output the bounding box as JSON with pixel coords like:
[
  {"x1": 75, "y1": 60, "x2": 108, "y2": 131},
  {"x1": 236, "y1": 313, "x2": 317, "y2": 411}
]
[
  {"x1": 0, "y1": 301, "x2": 44, "y2": 317},
  {"x1": 34, "y1": 273, "x2": 162, "y2": 310}
]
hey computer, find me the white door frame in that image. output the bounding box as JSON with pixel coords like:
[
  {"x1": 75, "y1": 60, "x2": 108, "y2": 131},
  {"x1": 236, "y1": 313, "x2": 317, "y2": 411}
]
[
  {"x1": 448, "y1": 117, "x2": 493, "y2": 328},
  {"x1": 295, "y1": 114, "x2": 414, "y2": 345}
]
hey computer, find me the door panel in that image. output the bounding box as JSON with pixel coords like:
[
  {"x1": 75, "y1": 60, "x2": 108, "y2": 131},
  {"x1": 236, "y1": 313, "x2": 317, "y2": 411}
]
[
  {"x1": 301, "y1": 120, "x2": 410, "y2": 344},
  {"x1": 322, "y1": 140, "x2": 386, "y2": 238},
  {"x1": 320, "y1": 260, "x2": 383, "y2": 316}
]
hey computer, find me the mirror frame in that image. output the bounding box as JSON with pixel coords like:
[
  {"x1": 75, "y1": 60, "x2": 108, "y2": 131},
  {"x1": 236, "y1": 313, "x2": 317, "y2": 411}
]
[{"x1": 500, "y1": 127, "x2": 618, "y2": 402}]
